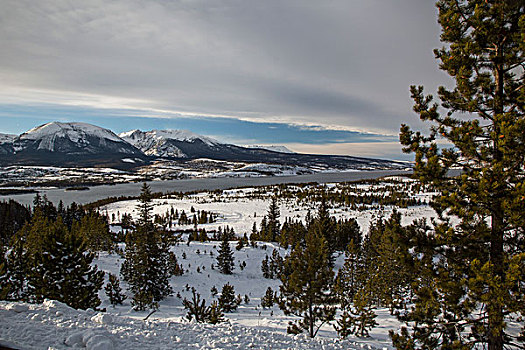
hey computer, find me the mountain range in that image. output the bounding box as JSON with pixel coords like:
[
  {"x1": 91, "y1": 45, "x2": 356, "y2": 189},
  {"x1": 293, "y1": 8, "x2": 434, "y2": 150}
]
[{"x1": 0, "y1": 122, "x2": 406, "y2": 171}]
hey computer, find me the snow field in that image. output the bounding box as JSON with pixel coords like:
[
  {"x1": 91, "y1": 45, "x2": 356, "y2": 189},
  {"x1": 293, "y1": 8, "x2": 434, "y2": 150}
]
[
  {"x1": 102, "y1": 183, "x2": 437, "y2": 240},
  {"x1": 91, "y1": 241, "x2": 401, "y2": 349},
  {"x1": 1, "y1": 179, "x2": 435, "y2": 349}
]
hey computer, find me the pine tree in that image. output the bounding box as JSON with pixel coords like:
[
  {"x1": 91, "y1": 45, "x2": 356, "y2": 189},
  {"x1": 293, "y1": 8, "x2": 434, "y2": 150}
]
[
  {"x1": 168, "y1": 252, "x2": 184, "y2": 276},
  {"x1": 183, "y1": 288, "x2": 208, "y2": 323},
  {"x1": 207, "y1": 300, "x2": 225, "y2": 324},
  {"x1": 183, "y1": 288, "x2": 226, "y2": 324},
  {"x1": 279, "y1": 229, "x2": 336, "y2": 338},
  {"x1": 261, "y1": 255, "x2": 270, "y2": 279},
  {"x1": 216, "y1": 236, "x2": 234, "y2": 275},
  {"x1": 261, "y1": 287, "x2": 275, "y2": 309},
  {"x1": 0, "y1": 200, "x2": 31, "y2": 246},
  {"x1": 3, "y1": 234, "x2": 28, "y2": 301},
  {"x1": 269, "y1": 249, "x2": 284, "y2": 279},
  {"x1": 235, "y1": 238, "x2": 244, "y2": 251},
  {"x1": 105, "y1": 273, "x2": 126, "y2": 307},
  {"x1": 279, "y1": 219, "x2": 307, "y2": 249},
  {"x1": 27, "y1": 217, "x2": 105, "y2": 310},
  {"x1": 122, "y1": 183, "x2": 173, "y2": 311},
  {"x1": 334, "y1": 218, "x2": 361, "y2": 252},
  {"x1": 250, "y1": 221, "x2": 259, "y2": 242},
  {"x1": 395, "y1": 2, "x2": 525, "y2": 349},
  {"x1": 335, "y1": 286, "x2": 378, "y2": 338},
  {"x1": 218, "y1": 283, "x2": 237, "y2": 312},
  {"x1": 369, "y1": 211, "x2": 414, "y2": 312},
  {"x1": 0, "y1": 246, "x2": 9, "y2": 300},
  {"x1": 309, "y1": 196, "x2": 336, "y2": 264},
  {"x1": 335, "y1": 239, "x2": 363, "y2": 307},
  {"x1": 71, "y1": 212, "x2": 114, "y2": 253},
  {"x1": 266, "y1": 197, "x2": 280, "y2": 242},
  {"x1": 335, "y1": 239, "x2": 380, "y2": 338}
]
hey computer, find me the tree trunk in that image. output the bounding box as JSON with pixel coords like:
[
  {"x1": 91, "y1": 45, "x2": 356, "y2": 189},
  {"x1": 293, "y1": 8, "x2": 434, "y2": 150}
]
[
  {"x1": 309, "y1": 298, "x2": 314, "y2": 338},
  {"x1": 488, "y1": 211, "x2": 504, "y2": 350},
  {"x1": 488, "y1": 49, "x2": 505, "y2": 350}
]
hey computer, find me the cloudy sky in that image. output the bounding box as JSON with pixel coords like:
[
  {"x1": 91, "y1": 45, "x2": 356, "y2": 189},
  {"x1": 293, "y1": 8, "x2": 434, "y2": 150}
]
[{"x1": 0, "y1": 0, "x2": 450, "y2": 160}]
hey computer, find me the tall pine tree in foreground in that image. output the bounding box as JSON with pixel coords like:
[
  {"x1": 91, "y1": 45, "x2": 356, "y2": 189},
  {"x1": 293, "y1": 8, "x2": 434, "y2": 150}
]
[
  {"x1": 395, "y1": 1, "x2": 524, "y2": 349},
  {"x1": 121, "y1": 183, "x2": 173, "y2": 310},
  {"x1": 279, "y1": 228, "x2": 336, "y2": 338}
]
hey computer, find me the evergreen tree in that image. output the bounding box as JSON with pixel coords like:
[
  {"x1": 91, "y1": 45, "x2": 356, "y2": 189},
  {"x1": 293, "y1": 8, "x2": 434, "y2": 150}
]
[
  {"x1": 207, "y1": 300, "x2": 225, "y2": 324},
  {"x1": 0, "y1": 200, "x2": 31, "y2": 246},
  {"x1": 367, "y1": 211, "x2": 414, "y2": 311},
  {"x1": 334, "y1": 218, "x2": 361, "y2": 252},
  {"x1": 121, "y1": 183, "x2": 173, "y2": 311},
  {"x1": 168, "y1": 252, "x2": 184, "y2": 276},
  {"x1": 279, "y1": 219, "x2": 307, "y2": 249},
  {"x1": 105, "y1": 273, "x2": 126, "y2": 307},
  {"x1": 261, "y1": 255, "x2": 270, "y2": 279},
  {"x1": 335, "y1": 238, "x2": 380, "y2": 338},
  {"x1": 216, "y1": 236, "x2": 235, "y2": 275},
  {"x1": 27, "y1": 217, "x2": 104, "y2": 310},
  {"x1": 261, "y1": 287, "x2": 275, "y2": 309},
  {"x1": 250, "y1": 221, "x2": 259, "y2": 242},
  {"x1": 269, "y1": 249, "x2": 284, "y2": 279},
  {"x1": 183, "y1": 288, "x2": 209, "y2": 323},
  {"x1": 395, "y1": 1, "x2": 525, "y2": 349},
  {"x1": 309, "y1": 196, "x2": 336, "y2": 264},
  {"x1": 335, "y1": 239, "x2": 363, "y2": 307},
  {"x1": 183, "y1": 288, "x2": 225, "y2": 324},
  {"x1": 0, "y1": 246, "x2": 9, "y2": 300},
  {"x1": 279, "y1": 229, "x2": 336, "y2": 338},
  {"x1": 71, "y1": 211, "x2": 114, "y2": 253},
  {"x1": 335, "y1": 286, "x2": 378, "y2": 339},
  {"x1": 266, "y1": 197, "x2": 280, "y2": 242},
  {"x1": 235, "y1": 238, "x2": 244, "y2": 250},
  {"x1": 218, "y1": 283, "x2": 237, "y2": 312},
  {"x1": 3, "y1": 234, "x2": 29, "y2": 301},
  {"x1": 120, "y1": 213, "x2": 133, "y2": 229}
]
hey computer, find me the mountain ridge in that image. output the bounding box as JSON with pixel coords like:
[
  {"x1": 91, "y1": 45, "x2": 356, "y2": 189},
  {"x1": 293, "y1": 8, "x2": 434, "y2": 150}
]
[{"x1": 0, "y1": 121, "x2": 407, "y2": 171}]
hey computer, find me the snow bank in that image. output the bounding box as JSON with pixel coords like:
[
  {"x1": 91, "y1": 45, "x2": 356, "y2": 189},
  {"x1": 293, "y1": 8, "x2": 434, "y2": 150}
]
[{"x1": 0, "y1": 300, "x2": 375, "y2": 349}]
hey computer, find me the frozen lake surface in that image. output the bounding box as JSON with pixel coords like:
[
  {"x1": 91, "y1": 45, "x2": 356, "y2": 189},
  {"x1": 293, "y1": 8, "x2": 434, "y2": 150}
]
[{"x1": 1, "y1": 170, "x2": 411, "y2": 206}]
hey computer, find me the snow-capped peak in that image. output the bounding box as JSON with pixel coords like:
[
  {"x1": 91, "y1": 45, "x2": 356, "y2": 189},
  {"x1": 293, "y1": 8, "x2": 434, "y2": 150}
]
[
  {"x1": 119, "y1": 129, "x2": 219, "y2": 158},
  {"x1": 117, "y1": 129, "x2": 141, "y2": 139},
  {"x1": 119, "y1": 129, "x2": 218, "y2": 146},
  {"x1": 20, "y1": 122, "x2": 123, "y2": 144},
  {"x1": 15, "y1": 122, "x2": 140, "y2": 155}
]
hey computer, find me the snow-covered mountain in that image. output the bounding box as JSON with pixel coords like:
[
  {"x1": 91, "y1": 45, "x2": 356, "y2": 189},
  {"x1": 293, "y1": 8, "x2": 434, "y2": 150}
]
[
  {"x1": 119, "y1": 129, "x2": 219, "y2": 158},
  {"x1": 0, "y1": 122, "x2": 146, "y2": 168},
  {"x1": 16, "y1": 122, "x2": 139, "y2": 154},
  {"x1": 0, "y1": 121, "x2": 407, "y2": 171}
]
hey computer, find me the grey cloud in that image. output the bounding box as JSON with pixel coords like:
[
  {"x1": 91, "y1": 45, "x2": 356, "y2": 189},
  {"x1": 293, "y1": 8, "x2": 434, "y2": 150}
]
[{"x1": 0, "y1": 0, "x2": 449, "y2": 134}]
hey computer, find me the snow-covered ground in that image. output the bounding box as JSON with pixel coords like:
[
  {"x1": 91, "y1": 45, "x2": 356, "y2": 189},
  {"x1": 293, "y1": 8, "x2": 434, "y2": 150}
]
[
  {"x1": 102, "y1": 180, "x2": 436, "y2": 238},
  {"x1": 1, "y1": 178, "x2": 436, "y2": 349},
  {"x1": 0, "y1": 298, "x2": 388, "y2": 350},
  {"x1": 0, "y1": 242, "x2": 400, "y2": 350}
]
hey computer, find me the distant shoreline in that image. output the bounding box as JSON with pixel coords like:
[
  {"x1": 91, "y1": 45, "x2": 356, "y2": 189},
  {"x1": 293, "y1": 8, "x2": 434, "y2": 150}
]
[{"x1": 0, "y1": 170, "x2": 413, "y2": 207}]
